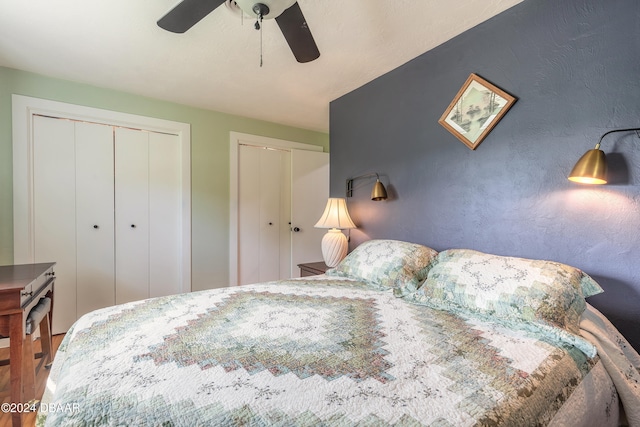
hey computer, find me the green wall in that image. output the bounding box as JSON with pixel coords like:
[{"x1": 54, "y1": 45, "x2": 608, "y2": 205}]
[{"x1": 0, "y1": 66, "x2": 329, "y2": 291}]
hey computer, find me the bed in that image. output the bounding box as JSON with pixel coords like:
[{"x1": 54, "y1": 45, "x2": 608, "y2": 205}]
[{"x1": 37, "y1": 240, "x2": 640, "y2": 426}]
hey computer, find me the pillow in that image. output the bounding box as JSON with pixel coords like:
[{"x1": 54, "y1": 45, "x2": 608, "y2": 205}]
[
  {"x1": 409, "y1": 249, "x2": 603, "y2": 355},
  {"x1": 326, "y1": 239, "x2": 438, "y2": 296}
]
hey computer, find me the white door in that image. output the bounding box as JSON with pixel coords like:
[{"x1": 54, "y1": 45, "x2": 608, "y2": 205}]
[
  {"x1": 13, "y1": 95, "x2": 192, "y2": 294},
  {"x1": 290, "y1": 149, "x2": 330, "y2": 276},
  {"x1": 115, "y1": 127, "x2": 184, "y2": 303},
  {"x1": 33, "y1": 116, "x2": 78, "y2": 334},
  {"x1": 33, "y1": 117, "x2": 116, "y2": 333},
  {"x1": 234, "y1": 136, "x2": 329, "y2": 285},
  {"x1": 75, "y1": 122, "x2": 116, "y2": 319},
  {"x1": 27, "y1": 113, "x2": 187, "y2": 333},
  {"x1": 115, "y1": 128, "x2": 150, "y2": 304},
  {"x1": 238, "y1": 145, "x2": 291, "y2": 285}
]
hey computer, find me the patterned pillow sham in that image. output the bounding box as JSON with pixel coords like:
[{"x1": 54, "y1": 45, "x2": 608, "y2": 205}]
[
  {"x1": 326, "y1": 239, "x2": 438, "y2": 296},
  {"x1": 409, "y1": 249, "x2": 603, "y2": 355}
]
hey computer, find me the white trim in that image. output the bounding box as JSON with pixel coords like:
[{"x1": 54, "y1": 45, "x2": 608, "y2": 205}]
[
  {"x1": 12, "y1": 94, "x2": 192, "y2": 293},
  {"x1": 229, "y1": 132, "x2": 323, "y2": 286}
]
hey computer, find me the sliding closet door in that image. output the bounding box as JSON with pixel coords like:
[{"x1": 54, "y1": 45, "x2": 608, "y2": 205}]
[
  {"x1": 32, "y1": 116, "x2": 77, "y2": 334},
  {"x1": 115, "y1": 128, "x2": 150, "y2": 304},
  {"x1": 75, "y1": 122, "x2": 116, "y2": 318}
]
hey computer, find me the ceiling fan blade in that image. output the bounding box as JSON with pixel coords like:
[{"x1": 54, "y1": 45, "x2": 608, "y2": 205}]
[
  {"x1": 158, "y1": 0, "x2": 226, "y2": 33},
  {"x1": 275, "y1": 2, "x2": 320, "y2": 63}
]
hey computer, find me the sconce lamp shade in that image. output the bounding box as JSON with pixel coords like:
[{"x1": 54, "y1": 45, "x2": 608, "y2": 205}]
[
  {"x1": 346, "y1": 173, "x2": 388, "y2": 201},
  {"x1": 371, "y1": 179, "x2": 388, "y2": 201},
  {"x1": 314, "y1": 198, "x2": 356, "y2": 267},
  {"x1": 568, "y1": 127, "x2": 640, "y2": 185},
  {"x1": 568, "y1": 148, "x2": 607, "y2": 184}
]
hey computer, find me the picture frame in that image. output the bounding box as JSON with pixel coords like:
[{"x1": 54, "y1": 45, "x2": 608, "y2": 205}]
[{"x1": 438, "y1": 73, "x2": 516, "y2": 150}]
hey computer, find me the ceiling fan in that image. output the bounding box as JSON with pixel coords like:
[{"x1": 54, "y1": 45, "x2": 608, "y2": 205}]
[{"x1": 157, "y1": 0, "x2": 320, "y2": 63}]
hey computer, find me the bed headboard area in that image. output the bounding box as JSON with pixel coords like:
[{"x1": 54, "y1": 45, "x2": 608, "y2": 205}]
[{"x1": 329, "y1": 0, "x2": 640, "y2": 351}]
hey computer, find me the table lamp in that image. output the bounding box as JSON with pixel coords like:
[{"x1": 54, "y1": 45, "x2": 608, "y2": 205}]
[{"x1": 314, "y1": 198, "x2": 356, "y2": 267}]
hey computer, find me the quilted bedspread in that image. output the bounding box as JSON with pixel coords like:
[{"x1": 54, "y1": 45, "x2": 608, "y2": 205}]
[{"x1": 38, "y1": 277, "x2": 596, "y2": 426}]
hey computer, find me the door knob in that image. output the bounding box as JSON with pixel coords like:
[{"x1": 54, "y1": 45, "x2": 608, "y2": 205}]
[
  {"x1": 93, "y1": 225, "x2": 99, "y2": 229},
  {"x1": 293, "y1": 227, "x2": 301, "y2": 232},
  {"x1": 131, "y1": 224, "x2": 136, "y2": 228}
]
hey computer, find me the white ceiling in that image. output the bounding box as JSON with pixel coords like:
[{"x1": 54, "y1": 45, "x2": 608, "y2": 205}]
[{"x1": 0, "y1": 0, "x2": 522, "y2": 132}]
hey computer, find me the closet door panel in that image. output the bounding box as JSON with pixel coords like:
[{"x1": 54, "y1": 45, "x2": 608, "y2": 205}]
[
  {"x1": 237, "y1": 145, "x2": 289, "y2": 285},
  {"x1": 115, "y1": 128, "x2": 150, "y2": 304},
  {"x1": 259, "y1": 148, "x2": 282, "y2": 282},
  {"x1": 238, "y1": 145, "x2": 261, "y2": 285},
  {"x1": 75, "y1": 122, "x2": 116, "y2": 318},
  {"x1": 148, "y1": 132, "x2": 182, "y2": 297},
  {"x1": 278, "y1": 151, "x2": 291, "y2": 279},
  {"x1": 32, "y1": 116, "x2": 77, "y2": 334}
]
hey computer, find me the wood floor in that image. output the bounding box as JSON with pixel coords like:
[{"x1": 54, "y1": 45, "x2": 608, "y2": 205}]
[{"x1": 0, "y1": 334, "x2": 64, "y2": 427}]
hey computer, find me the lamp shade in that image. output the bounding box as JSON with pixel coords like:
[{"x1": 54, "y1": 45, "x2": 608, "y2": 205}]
[
  {"x1": 371, "y1": 179, "x2": 388, "y2": 201},
  {"x1": 568, "y1": 148, "x2": 607, "y2": 184},
  {"x1": 314, "y1": 198, "x2": 356, "y2": 229}
]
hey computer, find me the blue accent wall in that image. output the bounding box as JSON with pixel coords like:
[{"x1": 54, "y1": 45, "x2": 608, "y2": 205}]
[{"x1": 330, "y1": 0, "x2": 640, "y2": 350}]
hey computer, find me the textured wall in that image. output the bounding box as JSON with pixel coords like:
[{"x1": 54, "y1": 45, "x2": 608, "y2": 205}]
[{"x1": 330, "y1": 0, "x2": 640, "y2": 350}]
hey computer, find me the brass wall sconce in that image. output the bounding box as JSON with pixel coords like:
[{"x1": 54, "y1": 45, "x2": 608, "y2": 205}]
[
  {"x1": 346, "y1": 173, "x2": 388, "y2": 201},
  {"x1": 569, "y1": 127, "x2": 640, "y2": 184}
]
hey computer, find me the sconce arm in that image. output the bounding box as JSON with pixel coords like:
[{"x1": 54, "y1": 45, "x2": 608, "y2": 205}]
[
  {"x1": 346, "y1": 173, "x2": 380, "y2": 197},
  {"x1": 595, "y1": 127, "x2": 640, "y2": 150}
]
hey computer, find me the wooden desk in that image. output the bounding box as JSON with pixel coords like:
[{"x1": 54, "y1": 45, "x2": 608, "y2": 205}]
[{"x1": 0, "y1": 263, "x2": 55, "y2": 427}]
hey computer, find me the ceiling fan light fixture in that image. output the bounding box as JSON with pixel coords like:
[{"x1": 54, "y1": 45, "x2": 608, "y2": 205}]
[{"x1": 234, "y1": 0, "x2": 296, "y2": 19}]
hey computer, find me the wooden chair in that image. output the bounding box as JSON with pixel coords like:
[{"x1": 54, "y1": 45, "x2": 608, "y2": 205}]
[{"x1": 0, "y1": 296, "x2": 53, "y2": 401}]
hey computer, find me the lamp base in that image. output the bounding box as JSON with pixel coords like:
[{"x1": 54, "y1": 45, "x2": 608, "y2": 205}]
[{"x1": 321, "y1": 229, "x2": 348, "y2": 267}]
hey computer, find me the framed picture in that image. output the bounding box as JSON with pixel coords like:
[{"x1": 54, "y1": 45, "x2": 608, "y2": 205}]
[{"x1": 438, "y1": 73, "x2": 516, "y2": 150}]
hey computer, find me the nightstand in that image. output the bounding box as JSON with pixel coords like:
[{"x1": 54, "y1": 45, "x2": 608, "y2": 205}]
[{"x1": 298, "y1": 261, "x2": 329, "y2": 277}]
